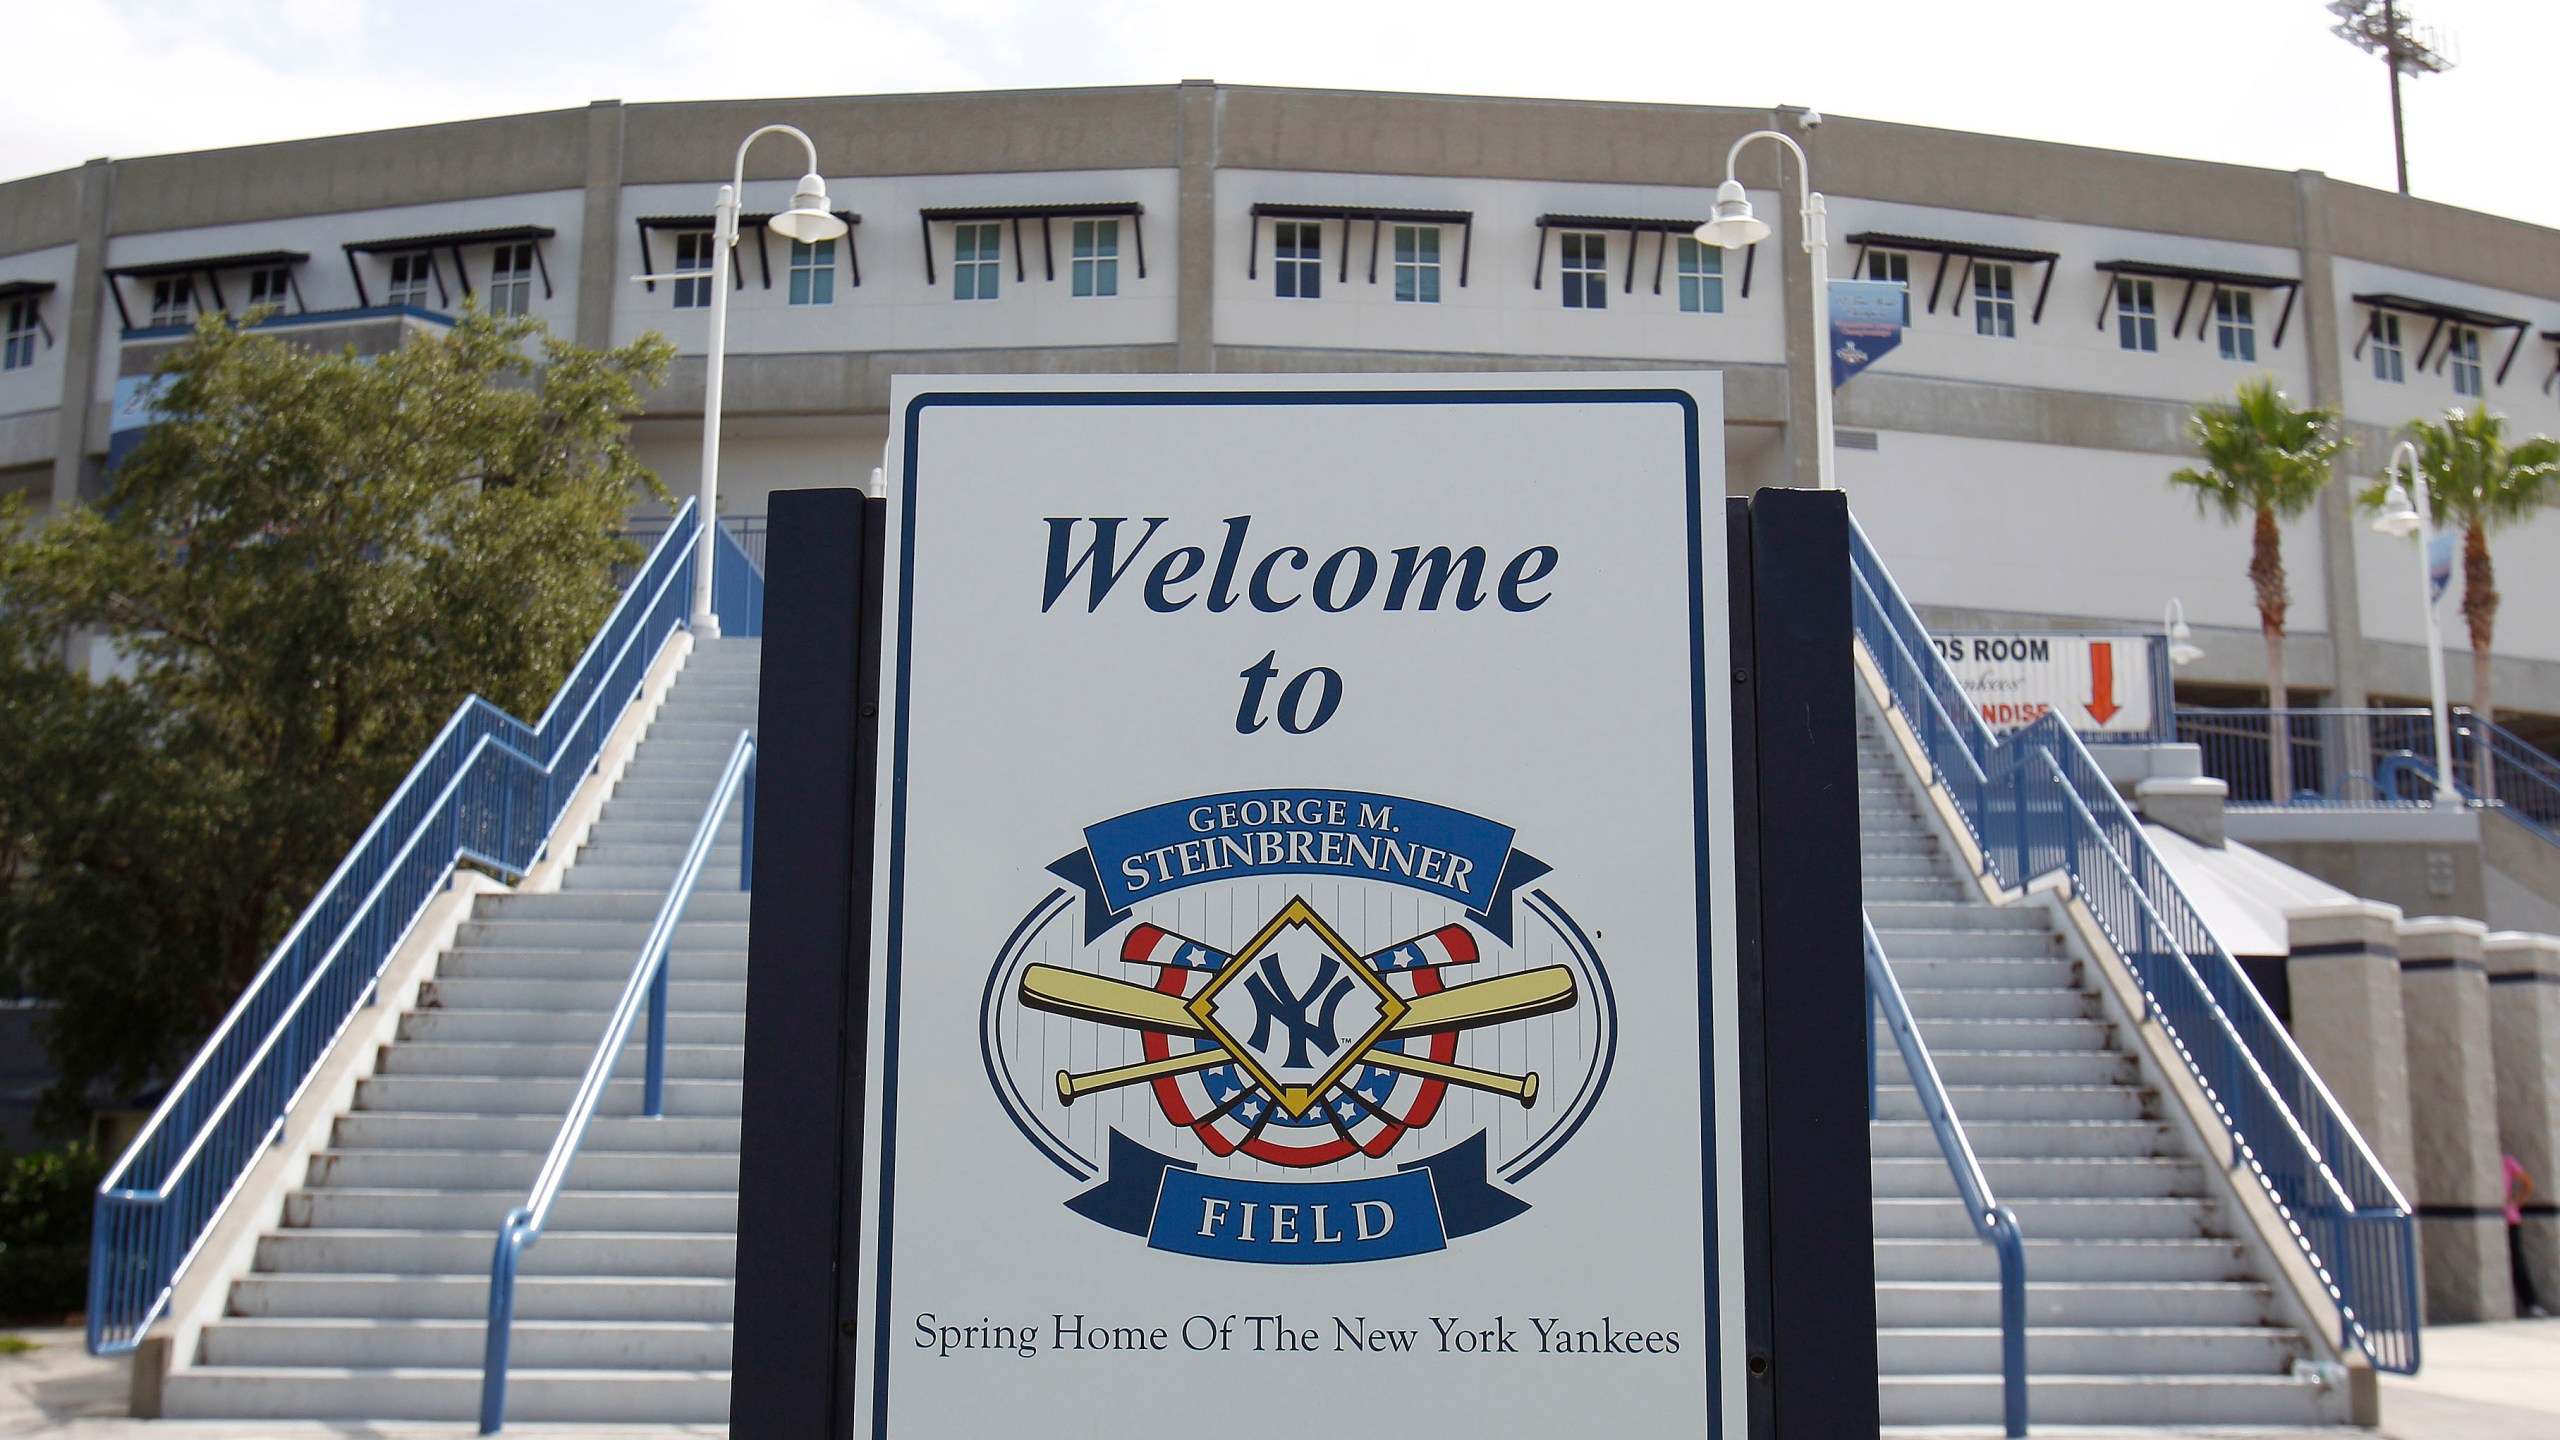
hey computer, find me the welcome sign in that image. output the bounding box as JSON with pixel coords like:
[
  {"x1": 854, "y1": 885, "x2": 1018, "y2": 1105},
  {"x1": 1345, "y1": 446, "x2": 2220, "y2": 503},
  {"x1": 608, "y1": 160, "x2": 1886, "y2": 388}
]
[{"x1": 845, "y1": 373, "x2": 1746, "y2": 1437}]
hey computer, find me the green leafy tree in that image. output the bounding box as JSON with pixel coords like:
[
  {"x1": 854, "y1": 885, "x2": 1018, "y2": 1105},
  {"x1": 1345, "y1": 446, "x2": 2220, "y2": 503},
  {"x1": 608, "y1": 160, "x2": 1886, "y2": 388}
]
[
  {"x1": 0, "y1": 309, "x2": 672, "y2": 1129},
  {"x1": 2362, "y1": 405, "x2": 2560, "y2": 797},
  {"x1": 2170, "y1": 377, "x2": 2350, "y2": 800}
]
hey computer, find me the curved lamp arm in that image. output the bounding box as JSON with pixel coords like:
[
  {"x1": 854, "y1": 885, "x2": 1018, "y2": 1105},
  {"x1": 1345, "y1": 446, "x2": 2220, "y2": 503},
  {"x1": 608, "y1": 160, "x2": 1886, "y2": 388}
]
[
  {"x1": 718, "y1": 124, "x2": 827, "y2": 247},
  {"x1": 1723, "y1": 129, "x2": 1824, "y2": 252}
]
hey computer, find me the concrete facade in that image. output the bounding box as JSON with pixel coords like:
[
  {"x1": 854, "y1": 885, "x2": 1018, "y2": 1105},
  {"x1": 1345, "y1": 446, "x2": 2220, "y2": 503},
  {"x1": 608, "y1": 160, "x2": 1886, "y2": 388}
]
[
  {"x1": 2484, "y1": 931, "x2": 2560, "y2": 1313},
  {"x1": 2286, "y1": 902, "x2": 2419, "y2": 1200},
  {"x1": 2399, "y1": 916, "x2": 2513, "y2": 1323},
  {"x1": 5, "y1": 82, "x2": 2560, "y2": 714}
]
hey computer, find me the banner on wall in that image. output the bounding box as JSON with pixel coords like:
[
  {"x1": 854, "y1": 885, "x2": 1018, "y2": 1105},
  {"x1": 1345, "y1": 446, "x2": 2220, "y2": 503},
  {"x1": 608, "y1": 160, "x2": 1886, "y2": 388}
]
[{"x1": 1828, "y1": 279, "x2": 1907, "y2": 388}]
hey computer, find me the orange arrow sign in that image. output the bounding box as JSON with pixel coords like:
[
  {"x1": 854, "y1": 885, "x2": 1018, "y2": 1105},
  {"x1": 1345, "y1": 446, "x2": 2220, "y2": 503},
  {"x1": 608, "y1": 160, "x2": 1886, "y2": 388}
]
[{"x1": 2084, "y1": 642, "x2": 2120, "y2": 727}]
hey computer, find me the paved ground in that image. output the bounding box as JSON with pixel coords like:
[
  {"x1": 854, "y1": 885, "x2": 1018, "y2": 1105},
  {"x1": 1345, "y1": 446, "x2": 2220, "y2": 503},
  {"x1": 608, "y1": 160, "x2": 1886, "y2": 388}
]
[{"x1": 1, "y1": 1318, "x2": 2553, "y2": 1435}]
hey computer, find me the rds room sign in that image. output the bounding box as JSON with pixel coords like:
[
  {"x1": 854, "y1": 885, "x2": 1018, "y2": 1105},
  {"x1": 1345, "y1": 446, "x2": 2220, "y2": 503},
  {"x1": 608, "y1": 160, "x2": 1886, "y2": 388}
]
[{"x1": 729, "y1": 373, "x2": 1877, "y2": 1440}]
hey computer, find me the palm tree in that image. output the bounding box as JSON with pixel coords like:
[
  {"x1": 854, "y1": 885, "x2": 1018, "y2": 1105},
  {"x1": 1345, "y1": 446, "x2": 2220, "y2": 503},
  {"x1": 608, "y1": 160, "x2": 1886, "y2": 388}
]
[
  {"x1": 2170, "y1": 378, "x2": 2349, "y2": 801},
  {"x1": 2363, "y1": 406, "x2": 2560, "y2": 798}
]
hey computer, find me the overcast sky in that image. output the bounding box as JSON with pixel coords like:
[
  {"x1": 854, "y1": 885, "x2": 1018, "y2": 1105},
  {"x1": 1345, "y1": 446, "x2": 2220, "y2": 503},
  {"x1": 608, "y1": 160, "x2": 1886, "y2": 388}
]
[{"x1": 10, "y1": 0, "x2": 2553, "y2": 229}]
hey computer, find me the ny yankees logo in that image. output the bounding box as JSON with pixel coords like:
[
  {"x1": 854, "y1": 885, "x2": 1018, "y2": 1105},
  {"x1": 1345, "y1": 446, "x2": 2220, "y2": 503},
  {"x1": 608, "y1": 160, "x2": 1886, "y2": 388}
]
[
  {"x1": 1244, "y1": 954, "x2": 1357, "y2": 1071},
  {"x1": 982, "y1": 788, "x2": 1619, "y2": 1262}
]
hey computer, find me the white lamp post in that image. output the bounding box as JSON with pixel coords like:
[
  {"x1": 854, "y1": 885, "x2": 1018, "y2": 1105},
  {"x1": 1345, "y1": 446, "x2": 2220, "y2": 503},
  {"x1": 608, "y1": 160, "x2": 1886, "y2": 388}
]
[
  {"x1": 1696, "y1": 130, "x2": 1834, "y2": 491},
  {"x1": 2164, "y1": 598, "x2": 2204, "y2": 667},
  {"x1": 690, "y1": 125, "x2": 850, "y2": 635},
  {"x1": 2370, "y1": 439, "x2": 2460, "y2": 803}
]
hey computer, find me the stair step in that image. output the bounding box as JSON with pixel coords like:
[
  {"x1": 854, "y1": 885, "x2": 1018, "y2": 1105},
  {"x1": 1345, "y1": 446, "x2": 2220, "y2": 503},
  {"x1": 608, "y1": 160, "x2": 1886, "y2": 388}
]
[
  {"x1": 472, "y1": 890, "x2": 750, "y2": 923},
  {"x1": 354, "y1": 1075, "x2": 743, "y2": 1118},
  {"x1": 396, "y1": 1007, "x2": 745, "y2": 1045},
  {"x1": 283, "y1": 1187, "x2": 737, "y2": 1233},
  {"x1": 431, "y1": 949, "x2": 747, "y2": 982},
  {"x1": 1880, "y1": 1325, "x2": 2305, "y2": 1374},
  {"x1": 306, "y1": 1151, "x2": 738, "y2": 1193},
  {"x1": 455, "y1": 918, "x2": 749, "y2": 951},
  {"x1": 160, "y1": 1365, "x2": 729, "y2": 1422},
  {"x1": 419, "y1": 976, "x2": 745, "y2": 1012},
  {"x1": 197, "y1": 1317, "x2": 732, "y2": 1371},
  {"x1": 330, "y1": 1112, "x2": 739, "y2": 1153},
  {"x1": 1877, "y1": 1280, "x2": 2274, "y2": 1327},
  {"x1": 1872, "y1": 1196, "x2": 2219, "y2": 1240},
  {"x1": 1881, "y1": 956, "x2": 2077, "y2": 989},
  {"x1": 1872, "y1": 928, "x2": 2056, "y2": 958},
  {"x1": 1873, "y1": 1156, "x2": 2201, "y2": 1199},
  {"x1": 254, "y1": 1228, "x2": 735, "y2": 1277},
  {"x1": 1878, "y1": 1373, "x2": 2341, "y2": 1427},
  {"x1": 1868, "y1": 1119, "x2": 2175, "y2": 1160},
  {"x1": 227, "y1": 1273, "x2": 734, "y2": 1322},
  {"x1": 1900, "y1": 987, "x2": 2094, "y2": 1021},
  {"x1": 1865, "y1": 902, "x2": 2047, "y2": 931},
  {"x1": 1875, "y1": 1238, "x2": 2250, "y2": 1282},
  {"x1": 1872, "y1": 1084, "x2": 2149, "y2": 1122},
  {"x1": 376, "y1": 1041, "x2": 745, "y2": 1080}
]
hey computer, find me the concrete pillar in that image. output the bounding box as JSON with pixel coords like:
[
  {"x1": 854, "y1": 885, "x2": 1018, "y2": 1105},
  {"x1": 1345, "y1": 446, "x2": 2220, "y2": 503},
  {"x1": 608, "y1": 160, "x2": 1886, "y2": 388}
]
[
  {"x1": 2293, "y1": 170, "x2": 2369, "y2": 710},
  {"x1": 2484, "y1": 931, "x2": 2560, "y2": 1310},
  {"x1": 2399, "y1": 916, "x2": 2511, "y2": 1322},
  {"x1": 52, "y1": 157, "x2": 113, "y2": 510},
  {"x1": 575, "y1": 100, "x2": 627, "y2": 352},
  {"x1": 1173, "y1": 80, "x2": 1219, "y2": 374},
  {"x1": 2286, "y1": 902, "x2": 2417, "y2": 1200}
]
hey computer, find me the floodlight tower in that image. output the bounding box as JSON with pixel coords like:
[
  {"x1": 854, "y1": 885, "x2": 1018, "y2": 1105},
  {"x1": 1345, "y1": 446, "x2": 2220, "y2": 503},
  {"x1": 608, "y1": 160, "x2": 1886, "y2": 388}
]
[{"x1": 2329, "y1": 0, "x2": 2456, "y2": 196}]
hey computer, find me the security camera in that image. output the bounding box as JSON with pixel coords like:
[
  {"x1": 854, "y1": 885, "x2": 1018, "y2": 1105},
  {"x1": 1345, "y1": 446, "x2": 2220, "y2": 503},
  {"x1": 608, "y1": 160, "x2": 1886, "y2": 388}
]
[{"x1": 1799, "y1": 108, "x2": 1823, "y2": 129}]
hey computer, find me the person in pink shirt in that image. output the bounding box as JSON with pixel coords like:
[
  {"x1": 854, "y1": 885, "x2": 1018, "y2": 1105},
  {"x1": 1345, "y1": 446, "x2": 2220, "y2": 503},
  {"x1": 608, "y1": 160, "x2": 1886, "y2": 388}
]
[{"x1": 2507, "y1": 1153, "x2": 2548, "y2": 1318}]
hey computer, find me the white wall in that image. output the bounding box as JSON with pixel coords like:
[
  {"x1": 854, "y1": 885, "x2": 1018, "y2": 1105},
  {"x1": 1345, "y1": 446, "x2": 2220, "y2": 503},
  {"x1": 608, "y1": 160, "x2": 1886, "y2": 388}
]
[
  {"x1": 1211, "y1": 171, "x2": 1786, "y2": 364},
  {"x1": 633, "y1": 416, "x2": 882, "y2": 519},
  {"x1": 614, "y1": 170, "x2": 1179, "y2": 358},
  {"x1": 2329, "y1": 257, "x2": 2560, "y2": 437},
  {"x1": 1841, "y1": 428, "x2": 2328, "y2": 637}
]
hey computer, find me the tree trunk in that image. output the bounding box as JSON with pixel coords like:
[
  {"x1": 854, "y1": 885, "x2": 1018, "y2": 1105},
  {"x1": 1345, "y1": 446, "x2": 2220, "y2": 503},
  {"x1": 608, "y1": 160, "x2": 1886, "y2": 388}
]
[
  {"x1": 2464, "y1": 521, "x2": 2497, "y2": 801},
  {"x1": 2251, "y1": 506, "x2": 2293, "y2": 800}
]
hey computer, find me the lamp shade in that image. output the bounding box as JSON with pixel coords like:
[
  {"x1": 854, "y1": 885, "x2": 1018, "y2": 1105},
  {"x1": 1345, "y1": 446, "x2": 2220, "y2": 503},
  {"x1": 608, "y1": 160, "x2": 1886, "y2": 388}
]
[
  {"x1": 2371, "y1": 479, "x2": 2421, "y2": 538},
  {"x1": 769, "y1": 173, "x2": 850, "y2": 243},
  {"x1": 1695, "y1": 179, "x2": 1770, "y2": 250}
]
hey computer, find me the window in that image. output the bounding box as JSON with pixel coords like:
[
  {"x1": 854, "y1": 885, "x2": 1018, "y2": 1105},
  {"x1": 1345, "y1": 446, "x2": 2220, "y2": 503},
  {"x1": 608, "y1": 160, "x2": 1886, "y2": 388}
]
[
  {"x1": 148, "y1": 278, "x2": 194, "y2": 327},
  {"x1": 2, "y1": 300, "x2": 35, "y2": 371},
  {"x1": 1393, "y1": 225, "x2": 1440, "y2": 304},
  {"x1": 1972, "y1": 264, "x2": 2015, "y2": 338},
  {"x1": 954, "y1": 222, "x2": 1001, "y2": 301},
  {"x1": 1866, "y1": 251, "x2": 1911, "y2": 322},
  {"x1": 2371, "y1": 312, "x2": 2404, "y2": 383},
  {"x1": 1559, "y1": 232, "x2": 1607, "y2": 310},
  {"x1": 489, "y1": 244, "x2": 535, "y2": 315},
  {"x1": 789, "y1": 238, "x2": 835, "y2": 306},
  {"x1": 1072, "y1": 220, "x2": 1118, "y2": 298},
  {"x1": 1676, "y1": 238, "x2": 1723, "y2": 314},
  {"x1": 387, "y1": 253, "x2": 435, "y2": 308},
  {"x1": 2115, "y1": 277, "x2": 2157, "y2": 352},
  {"x1": 2214, "y1": 288, "x2": 2256, "y2": 362},
  {"x1": 2450, "y1": 326, "x2": 2484, "y2": 397},
  {"x1": 246, "y1": 266, "x2": 293, "y2": 314},
  {"x1": 672, "y1": 233, "x2": 715, "y2": 309},
  {"x1": 1273, "y1": 221, "x2": 1321, "y2": 299}
]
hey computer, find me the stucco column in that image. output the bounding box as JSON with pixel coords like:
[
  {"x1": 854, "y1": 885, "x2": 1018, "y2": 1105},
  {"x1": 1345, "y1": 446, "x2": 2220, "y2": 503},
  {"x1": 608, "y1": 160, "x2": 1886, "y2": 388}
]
[
  {"x1": 575, "y1": 100, "x2": 627, "y2": 352},
  {"x1": 2399, "y1": 915, "x2": 2510, "y2": 1321},
  {"x1": 2286, "y1": 902, "x2": 2417, "y2": 1199},
  {"x1": 2484, "y1": 931, "x2": 2560, "y2": 1309},
  {"x1": 52, "y1": 157, "x2": 112, "y2": 510},
  {"x1": 2293, "y1": 171, "x2": 2369, "y2": 710},
  {"x1": 1174, "y1": 80, "x2": 1219, "y2": 374}
]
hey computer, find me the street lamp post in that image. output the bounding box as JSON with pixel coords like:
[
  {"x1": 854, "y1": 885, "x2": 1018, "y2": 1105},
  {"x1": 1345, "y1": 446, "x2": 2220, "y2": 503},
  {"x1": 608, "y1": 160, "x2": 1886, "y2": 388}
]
[
  {"x1": 1696, "y1": 129, "x2": 1834, "y2": 491},
  {"x1": 2371, "y1": 439, "x2": 2460, "y2": 803},
  {"x1": 691, "y1": 125, "x2": 850, "y2": 635}
]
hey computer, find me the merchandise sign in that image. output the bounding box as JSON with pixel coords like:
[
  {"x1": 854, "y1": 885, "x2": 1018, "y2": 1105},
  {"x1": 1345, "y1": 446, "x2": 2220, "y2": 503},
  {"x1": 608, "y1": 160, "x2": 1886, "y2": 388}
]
[
  {"x1": 1931, "y1": 631, "x2": 2167, "y2": 737},
  {"x1": 853, "y1": 374, "x2": 1744, "y2": 1437},
  {"x1": 1827, "y1": 279, "x2": 1906, "y2": 388}
]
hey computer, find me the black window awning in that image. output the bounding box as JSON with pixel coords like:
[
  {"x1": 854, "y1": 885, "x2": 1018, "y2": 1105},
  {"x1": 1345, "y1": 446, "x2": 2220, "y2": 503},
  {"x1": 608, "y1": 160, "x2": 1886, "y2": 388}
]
[
  {"x1": 1531, "y1": 214, "x2": 1745, "y2": 298},
  {"x1": 104, "y1": 250, "x2": 309, "y2": 329},
  {"x1": 1248, "y1": 203, "x2": 1475, "y2": 287},
  {"x1": 634, "y1": 212, "x2": 864, "y2": 294},
  {"x1": 1847, "y1": 231, "x2": 2060, "y2": 324},
  {"x1": 343, "y1": 225, "x2": 559, "y2": 309},
  {"x1": 2093, "y1": 259, "x2": 2302, "y2": 349},
  {"x1": 2355, "y1": 292, "x2": 2533, "y2": 385},
  {"x1": 0, "y1": 280, "x2": 55, "y2": 347},
  {"x1": 916, "y1": 203, "x2": 1143, "y2": 286},
  {"x1": 2541, "y1": 331, "x2": 2560, "y2": 395}
]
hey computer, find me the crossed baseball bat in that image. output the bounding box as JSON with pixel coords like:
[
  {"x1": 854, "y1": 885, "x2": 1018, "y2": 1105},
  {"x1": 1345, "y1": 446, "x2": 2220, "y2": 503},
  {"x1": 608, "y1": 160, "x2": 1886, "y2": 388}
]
[{"x1": 1020, "y1": 962, "x2": 1576, "y2": 1108}]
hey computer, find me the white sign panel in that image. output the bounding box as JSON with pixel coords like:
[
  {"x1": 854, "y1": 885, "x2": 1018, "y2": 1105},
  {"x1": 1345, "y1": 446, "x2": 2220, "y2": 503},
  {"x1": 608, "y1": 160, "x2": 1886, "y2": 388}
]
[
  {"x1": 855, "y1": 373, "x2": 1743, "y2": 1438},
  {"x1": 1932, "y1": 631, "x2": 2162, "y2": 736}
]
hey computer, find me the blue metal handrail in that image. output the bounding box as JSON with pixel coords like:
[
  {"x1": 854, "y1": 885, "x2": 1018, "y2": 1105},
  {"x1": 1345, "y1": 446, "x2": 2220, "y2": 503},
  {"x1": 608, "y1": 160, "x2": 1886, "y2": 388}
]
[
  {"x1": 88, "y1": 503, "x2": 704, "y2": 1356},
  {"x1": 479, "y1": 729, "x2": 755, "y2": 1434},
  {"x1": 1849, "y1": 518, "x2": 2420, "y2": 1375},
  {"x1": 2179, "y1": 704, "x2": 2560, "y2": 846},
  {"x1": 712, "y1": 517, "x2": 765, "y2": 639},
  {"x1": 1866, "y1": 917, "x2": 2027, "y2": 1436}
]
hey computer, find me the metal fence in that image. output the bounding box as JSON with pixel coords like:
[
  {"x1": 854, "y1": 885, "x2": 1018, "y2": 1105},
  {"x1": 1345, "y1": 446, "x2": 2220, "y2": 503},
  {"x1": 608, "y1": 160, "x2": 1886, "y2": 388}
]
[
  {"x1": 1851, "y1": 519, "x2": 2420, "y2": 1375},
  {"x1": 2179, "y1": 706, "x2": 2560, "y2": 844},
  {"x1": 87, "y1": 504, "x2": 704, "y2": 1356}
]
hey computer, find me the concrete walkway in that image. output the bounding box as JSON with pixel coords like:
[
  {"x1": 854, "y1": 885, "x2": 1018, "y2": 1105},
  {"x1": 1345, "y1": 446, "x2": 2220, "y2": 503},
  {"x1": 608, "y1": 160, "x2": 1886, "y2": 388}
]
[{"x1": 3, "y1": 1318, "x2": 2554, "y2": 1436}]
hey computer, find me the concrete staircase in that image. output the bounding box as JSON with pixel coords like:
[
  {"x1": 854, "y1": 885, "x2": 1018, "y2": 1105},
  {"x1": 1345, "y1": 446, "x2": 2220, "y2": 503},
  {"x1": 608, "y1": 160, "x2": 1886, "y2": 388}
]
[
  {"x1": 1860, "y1": 709, "x2": 2346, "y2": 1426},
  {"x1": 159, "y1": 637, "x2": 759, "y2": 1421}
]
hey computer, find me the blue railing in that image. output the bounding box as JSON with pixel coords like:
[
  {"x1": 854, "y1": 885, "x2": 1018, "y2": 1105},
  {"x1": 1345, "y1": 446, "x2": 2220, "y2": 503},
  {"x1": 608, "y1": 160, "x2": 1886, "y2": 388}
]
[
  {"x1": 1867, "y1": 917, "x2": 2027, "y2": 1436},
  {"x1": 480, "y1": 729, "x2": 754, "y2": 1434},
  {"x1": 2180, "y1": 705, "x2": 2560, "y2": 845},
  {"x1": 1850, "y1": 520, "x2": 2420, "y2": 1376},
  {"x1": 712, "y1": 517, "x2": 765, "y2": 639},
  {"x1": 87, "y1": 503, "x2": 705, "y2": 1356}
]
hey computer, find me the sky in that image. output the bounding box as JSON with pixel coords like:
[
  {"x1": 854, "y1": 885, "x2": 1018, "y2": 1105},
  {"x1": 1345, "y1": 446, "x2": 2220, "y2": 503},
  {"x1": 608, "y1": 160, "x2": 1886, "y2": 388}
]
[{"x1": 8, "y1": 0, "x2": 2556, "y2": 228}]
